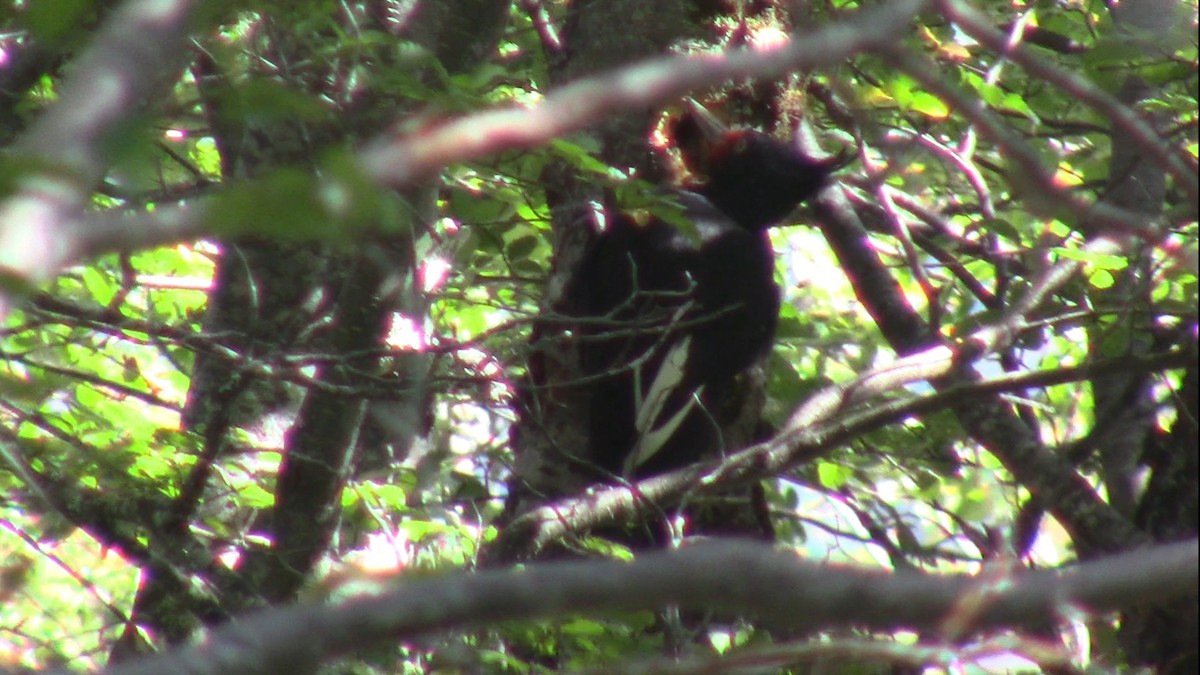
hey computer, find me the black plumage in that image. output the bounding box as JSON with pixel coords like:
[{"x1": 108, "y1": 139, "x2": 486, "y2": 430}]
[{"x1": 563, "y1": 106, "x2": 840, "y2": 479}]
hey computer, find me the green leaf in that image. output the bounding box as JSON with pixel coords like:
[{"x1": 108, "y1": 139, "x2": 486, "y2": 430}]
[
  {"x1": 216, "y1": 79, "x2": 331, "y2": 127},
  {"x1": 209, "y1": 170, "x2": 332, "y2": 240},
  {"x1": 80, "y1": 265, "x2": 117, "y2": 306},
  {"x1": 549, "y1": 137, "x2": 609, "y2": 175},
  {"x1": 1053, "y1": 247, "x2": 1129, "y2": 270},
  {"x1": 1098, "y1": 326, "x2": 1132, "y2": 357},
  {"x1": 25, "y1": 0, "x2": 93, "y2": 43},
  {"x1": 238, "y1": 482, "x2": 276, "y2": 509},
  {"x1": 887, "y1": 75, "x2": 917, "y2": 107},
  {"x1": 1048, "y1": 220, "x2": 1073, "y2": 238},
  {"x1": 448, "y1": 63, "x2": 509, "y2": 92},
  {"x1": 506, "y1": 234, "x2": 541, "y2": 261},
  {"x1": 449, "y1": 188, "x2": 516, "y2": 224},
  {"x1": 817, "y1": 461, "x2": 853, "y2": 489},
  {"x1": 372, "y1": 483, "x2": 408, "y2": 508},
  {"x1": 978, "y1": 218, "x2": 1023, "y2": 245},
  {"x1": 1089, "y1": 269, "x2": 1115, "y2": 289},
  {"x1": 998, "y1": 92, "x2": 1037, "y2": 122},
  {"x1": 560, "y1": 618, "x2": 608, "y2": 637},
  {"x1": 908, "y1": 92, "x2": 949, "y2": 119}
]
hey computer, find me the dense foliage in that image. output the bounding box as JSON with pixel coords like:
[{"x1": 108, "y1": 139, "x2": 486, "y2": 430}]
[{"x1": 0, "y1": 0, "x2": 1196, "y2": 673}]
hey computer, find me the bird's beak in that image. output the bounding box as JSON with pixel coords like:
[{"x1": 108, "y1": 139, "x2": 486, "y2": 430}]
[
  {"x1": 675, "y1": 99, "x2": 729, "y2": 178},
  {"x1": 817, "y1": 146, "x2": 856, "y2": 175},
  {"x1": 682, "y1": 98, "x2": 728, "y2": 143}
]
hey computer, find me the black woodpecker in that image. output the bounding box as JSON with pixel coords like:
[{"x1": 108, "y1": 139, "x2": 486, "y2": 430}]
[{"x1": 562, "y1": 104, "x2": 840, "y2": 480}]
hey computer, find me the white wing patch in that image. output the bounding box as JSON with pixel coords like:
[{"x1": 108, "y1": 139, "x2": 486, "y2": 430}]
[{"x1": 623, "y1": 336, "x2": 706, "y2": 475}]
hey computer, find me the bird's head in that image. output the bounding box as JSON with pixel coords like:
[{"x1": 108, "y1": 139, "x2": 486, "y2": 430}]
[{"x1": 671, "y1": 101, "x2": 845, "y2": 231}]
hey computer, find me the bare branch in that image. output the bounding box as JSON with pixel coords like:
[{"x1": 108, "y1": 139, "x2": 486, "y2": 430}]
[
  {"x1": 941, "y1": 0, "x2": 1199, "y2": 207},
  {"x1": 92, "y1": 538, "x2": 1199, "y2": 675},
  {"x1": 885, "y1": 47, "x2": 1186, "y2": 250},
  {"x1": 0, "y1": 0, "x2": 203, "y2": 318},
  {"x1": 492, "y1": 346, "x2": 1192, "y2": 555},
  {"x1": 0, "y1": 0, "x2": 933, "y2": 319},
  {"x1": 358, "y1": 0, "x2": 931, "y2": 186}
]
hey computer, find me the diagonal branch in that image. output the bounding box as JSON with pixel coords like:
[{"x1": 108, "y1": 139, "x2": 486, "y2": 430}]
[
  {"x1": 358, "y1": 0, "x2": 932, "y2": 186},
  {"x1": 940, "y1": 0, "x2": 1199, "y2": 207},
  {"x1": 489, "y1": 345, "x2": 1192, "y2": 558},
  {"x1": 0, "y1": 0, "x2": 205, "y2": 318},
  {"x1": 885, "y1": 46, "x2": 1186, "y2": 251},
  {"x1": 0, "y1": 0, "x2": 934, "y2": 322}
]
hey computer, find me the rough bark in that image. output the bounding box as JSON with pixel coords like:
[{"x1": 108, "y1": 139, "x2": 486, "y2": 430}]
[
  {"x1": 503, "y1": 0, "x2": 693, "y2": 512},
  {"x1": 496, "y1": 1, "x2": 786, "y2": 563},
  {"x1": 113, "y1": 0, "x2": 514, "y2": 658}
]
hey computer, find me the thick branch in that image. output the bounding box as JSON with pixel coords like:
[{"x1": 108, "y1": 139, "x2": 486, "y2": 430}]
[
  {"x1": 94, "y1": 539, "x2": 1199, "y2": 675},
  {"x1": 0, "y1": 0, "x2": 203, "y2": 317},
  {"x1": 359, "y1": 0, "x2": 931, "y2": 185},
  {"x1": 0, "y1": 0, "x2": 933, "y2": 320},
  {"x1": 489, "y1": 346, "x2": 1193, "y2": 557}
]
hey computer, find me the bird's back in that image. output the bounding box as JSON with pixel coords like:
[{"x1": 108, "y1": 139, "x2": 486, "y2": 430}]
[{"x1": 567, "y1": 192, "x2": 780, "y2": 477}]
